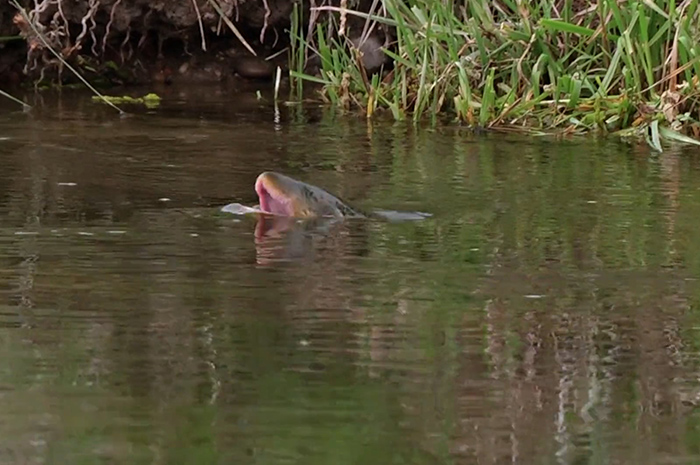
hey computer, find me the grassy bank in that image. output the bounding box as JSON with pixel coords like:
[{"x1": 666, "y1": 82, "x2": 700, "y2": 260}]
[{"x1": 289, "y1": 0, "x2": 700, "y2": 150}]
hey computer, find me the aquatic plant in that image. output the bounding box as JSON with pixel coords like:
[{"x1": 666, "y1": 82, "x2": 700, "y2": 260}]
[
  {"x1": 289, "y1": 0, "x2": 700, "y2": 150},
  {"x1": 91, "y1": 93, "x2": 161, "y2": 109}
]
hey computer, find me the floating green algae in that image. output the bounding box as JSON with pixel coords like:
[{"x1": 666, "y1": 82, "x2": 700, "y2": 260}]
[{"x1": 92, "y1": 93, "x2": 161, "y2": 109}]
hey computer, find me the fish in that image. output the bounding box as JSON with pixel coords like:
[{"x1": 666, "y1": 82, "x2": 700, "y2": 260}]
[
  {"x1": 254, "y1": 171, "x2": 362, "y2": 218},
  {"x1": 220, "y1": 171, "x2": 431, "y2": 222}
]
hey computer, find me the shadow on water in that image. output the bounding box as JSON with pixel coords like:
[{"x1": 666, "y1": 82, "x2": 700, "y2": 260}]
[{"x1": 2, "y1": 85, "x2": 700, "y2": 463}]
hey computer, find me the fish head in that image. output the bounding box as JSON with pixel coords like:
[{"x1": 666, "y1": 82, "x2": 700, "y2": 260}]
[{"x1": 255, "y1": 172, "x2": 325, "y2": 218}]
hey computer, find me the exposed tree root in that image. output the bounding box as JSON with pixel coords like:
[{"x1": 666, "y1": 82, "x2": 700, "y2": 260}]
[{"x1": 1, "y1": 0, "x2": 388, "y2": 87}]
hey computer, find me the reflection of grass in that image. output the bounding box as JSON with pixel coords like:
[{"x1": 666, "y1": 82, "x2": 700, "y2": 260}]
[
  {"x1": 289, "y1": 0, "x2": 700, "y2": 149},
  {"x1": 363, "y1": 133, "x2": 680, "y2": 270},
  {"x1": 4, "y1": 123, "x2": 700, "y2": 462}
]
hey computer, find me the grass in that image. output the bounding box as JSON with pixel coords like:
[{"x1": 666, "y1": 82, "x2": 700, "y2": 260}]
[{"x1": 288, "y1": 0, "x2": 700, "y2": 150}]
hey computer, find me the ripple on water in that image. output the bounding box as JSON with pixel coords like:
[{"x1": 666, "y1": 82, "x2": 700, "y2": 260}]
[{"x1": 0, "y1": 98, "x2": 698, "y2": 464}]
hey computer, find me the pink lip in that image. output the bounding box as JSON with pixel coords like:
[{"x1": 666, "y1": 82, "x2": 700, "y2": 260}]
[{"x1": 255, "y1": 177, "x2": 292, "y2": 216}]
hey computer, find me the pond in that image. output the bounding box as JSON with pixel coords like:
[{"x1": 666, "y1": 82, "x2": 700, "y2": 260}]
[{"x1": 1, "y1": 84, "x2": 700, "y2": 464}]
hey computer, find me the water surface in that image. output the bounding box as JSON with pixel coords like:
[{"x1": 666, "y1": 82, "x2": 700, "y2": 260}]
[{"x1": 1, "y1": 87, "x2": 700, "y2": 464}]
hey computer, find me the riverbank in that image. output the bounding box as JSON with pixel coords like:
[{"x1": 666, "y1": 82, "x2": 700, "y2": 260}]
[
  {"x1": 2, "y1": 0, "x2": 700, "y2": 149},
  {"x1": 289, "y1": 0, "x2": 700, "y2": 150},
  {"x1": 0, "y1": 0, "x2": 300, "y2": 87}
]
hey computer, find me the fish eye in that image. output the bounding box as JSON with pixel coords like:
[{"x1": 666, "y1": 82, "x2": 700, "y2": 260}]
[{"x1": 302, "y1": 187, "x2": 316, "y2": 201}]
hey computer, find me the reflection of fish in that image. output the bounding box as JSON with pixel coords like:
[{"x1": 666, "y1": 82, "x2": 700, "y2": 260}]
[
  {"x1": 253, "y1": 214, "x2": 340, "y2": 265},
  {"x1": 219, "y1": 172, "x2": 431, "y2": 265},
  {"x1": 255, "y1": 172, "x2": 362, "y2": 218}
]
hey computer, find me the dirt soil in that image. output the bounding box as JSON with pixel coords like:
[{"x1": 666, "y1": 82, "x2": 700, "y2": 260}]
[{"x1": 0, "y1": 0, "x2": 345, "y2": 87}]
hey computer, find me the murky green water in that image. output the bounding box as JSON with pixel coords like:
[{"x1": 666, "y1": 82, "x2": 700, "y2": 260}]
[{"x1": 2, "y1": 86, "x2": 700, "y2": 464}]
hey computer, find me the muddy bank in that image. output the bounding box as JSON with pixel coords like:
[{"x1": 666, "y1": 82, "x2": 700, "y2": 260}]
[{"x1": 0, "y1": 0, "x2": 384, "y2": 87}]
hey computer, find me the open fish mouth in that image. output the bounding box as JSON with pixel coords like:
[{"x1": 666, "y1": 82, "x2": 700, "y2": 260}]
[
  {"x1": 255, "y1": 172, "x2": 297, "y2": 216},
  {"x1": 222, "y1": 172, "x2": 432, "y2": 223},
  {"x1": 254, "y1": 171, "x2": 356, "y2": 218}
]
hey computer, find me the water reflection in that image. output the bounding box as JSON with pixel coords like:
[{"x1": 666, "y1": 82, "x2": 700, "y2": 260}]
[
  {"x1": 0, "y1": 88, "x2": 700, "y2": 464},
  {"x1": 253, "y1": 215, "x2": 347, "y2": 265}
]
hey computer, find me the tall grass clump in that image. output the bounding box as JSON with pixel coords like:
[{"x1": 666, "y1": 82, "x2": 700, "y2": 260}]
[{"x1": 289, "y1": 0, "x2": 700, "y2": 149}]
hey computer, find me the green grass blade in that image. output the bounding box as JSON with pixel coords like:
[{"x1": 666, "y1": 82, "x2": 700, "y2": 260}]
[
  {"x1": 290, "y1": 70, "x2": 331, "y2": 85},
  {"x1": 539, "y1": 19, "x2": 597, "y2": 37},
  {"x1": 649, "y1": 119, "x2": 663, "y2": 152},
  {"x1": 659, "y1": 125, "x2": 700, "y2": 146}
]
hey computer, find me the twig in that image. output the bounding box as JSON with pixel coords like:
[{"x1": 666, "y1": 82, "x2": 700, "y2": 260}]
[
  {"x1": 56, "y1": 0, "x2": 70, "y2": 39},
  {"x1": 74, "y1": 0, "x2": 99, "y2": 48},
  {"x1": 274, "y1": 66, "x2": 281, "y2": 101},
  {"x1": 191, "y1": 0, "x2": 207, "y2": 51},
  {"x1": 260, "y1": 0, "x2": 270, "y2": 43},
  {"x1": 102, "y1": 0, "x2": 122, "y2": 55},
  {"x1": 339, "y1": 0, "x2": 347, "y2": 36},
  {"x1": 305, "y1": 0, "x2": 318, "y2": 66},
  {"x1": 641, "y1": 58, "x2": 700, "y2": 94},
  {"x1": 89, "y1": 1, "x2": 100, "y2": 56},
  {"x1": 265, "y1": 47, "x2": 288, "y2": 61},
  {"x1": 206, "y1": 0, "x2": 256, "y2": 56},
  {"x1": 0, "y1": 88, "x2": 31, "y2": 110},
  {"x1": 359, "y1": 0, "x2": 380, "y2": 45},
  {"x1": 120, "y1": 25, "x2": 131, "y2": 62},
  {"x1": 310, "y1": 5, "x2": 400, "y2": 28}
]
